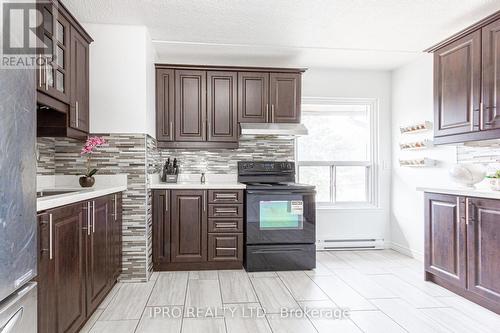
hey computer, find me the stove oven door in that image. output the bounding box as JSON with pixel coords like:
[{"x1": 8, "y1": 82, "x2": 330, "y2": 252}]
[{"x1": 245, "y1": 190, "x2": 315, "y2": 245}]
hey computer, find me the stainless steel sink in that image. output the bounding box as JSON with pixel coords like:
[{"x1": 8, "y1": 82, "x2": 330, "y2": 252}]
[{"x1": 36, "y1": 190, "x2": 79, "y2": 198}]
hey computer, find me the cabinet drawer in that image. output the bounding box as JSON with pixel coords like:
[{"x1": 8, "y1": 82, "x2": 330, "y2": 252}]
[
  {"x1": 208, "y1": 233, "x2": 243, "y2": 262},
  {"x1": 208, "y1": 218, "x2": 243, "y2": 233},
  {"x1": 208, "y1": 190, "x2": 243, "y2": 203},
  {"x1": 208, "y1": 204, "x2": 243, "y2": 218}
]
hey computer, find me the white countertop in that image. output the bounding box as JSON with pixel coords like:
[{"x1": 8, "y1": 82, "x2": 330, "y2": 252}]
[
  {"x1": 417, "y1": 184, "x2": 500, "y2": 200},
  {"x1": 37, "y1": 174, "x2": 127, "y2": 212},
  {"x1": 148, "y1": 173, "x2": 246, "y2": 190}
]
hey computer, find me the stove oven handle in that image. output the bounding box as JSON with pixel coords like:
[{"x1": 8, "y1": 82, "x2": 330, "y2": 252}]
[{"x1": 246, "y1": 190, "x2": 304, "y2": 195}]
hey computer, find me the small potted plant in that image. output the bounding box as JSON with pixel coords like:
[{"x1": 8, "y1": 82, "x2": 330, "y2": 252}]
[
  {"x1": 486, "y1": 170, "x2": 500, "y2": 191},
  {"x1": 80, "y1": 136, "x2": 106, "y2": 187}
]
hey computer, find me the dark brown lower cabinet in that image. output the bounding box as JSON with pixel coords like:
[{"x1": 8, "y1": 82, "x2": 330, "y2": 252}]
[
  {"x1": 153, "y1": 189, "x2": 243, "y2": 270},
  {"x1": 37, "y1": 203, "x2": 86, "y2": 333},
  {"x1": 467, "y1": 197, "x2": 500, "y2": 305},
  {"x1": 425, "y1": 193, "x2": 500, "y2": 314},
  {"x1": 38, "y1": 193, "x2": 123, "y2": 333}
]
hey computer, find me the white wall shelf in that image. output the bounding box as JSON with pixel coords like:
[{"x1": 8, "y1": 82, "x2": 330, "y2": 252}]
[
  {"x1": 399, "y1": 139, "x2": 434, "y2": 151},
  {"x1": 400, "y1": 121, "x2": 433, "y2": 134},
  {"x1": 399, "y1": 158, "x2": 436, "y2": 167}
]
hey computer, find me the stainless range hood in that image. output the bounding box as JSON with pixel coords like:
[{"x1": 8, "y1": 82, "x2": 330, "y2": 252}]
[{"x1": 239, "y1": 123, "x2": 308, "y2": 140}]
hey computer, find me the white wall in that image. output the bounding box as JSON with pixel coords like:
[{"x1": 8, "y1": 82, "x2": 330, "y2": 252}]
[
  {"x1": 302, "y1": 68, "x2": 393, "y2": 246},
  {"x1": 390, "y1": 54, "x2": 456, "y2": 259},
  {"x1": 85, "y1": 24, "x2": 156, "y2": 137}
]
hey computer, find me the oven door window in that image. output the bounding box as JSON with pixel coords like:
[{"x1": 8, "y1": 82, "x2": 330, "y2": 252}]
[{"x1": 259, "y1": 200, "x2": 304, "y2": 230}]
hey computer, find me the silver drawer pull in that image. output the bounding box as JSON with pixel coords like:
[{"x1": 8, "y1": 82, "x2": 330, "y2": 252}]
[
  {"x1": 216, "y1": 208, "x2": 238, "y2": 213},
  {"x1": 216, "y1": 223, "x2": 237, "y2": 228},
  {"x1": 216, "y1": 247, "x2": 237, "y2": 251},
  {"x1": 215, "y1": 193, "x2": 238, "y2": 198}
]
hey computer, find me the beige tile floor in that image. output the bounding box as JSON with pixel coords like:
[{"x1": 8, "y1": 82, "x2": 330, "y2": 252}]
[{"x1": 79, "y1": 250, "x2": 500, "y2": 333}]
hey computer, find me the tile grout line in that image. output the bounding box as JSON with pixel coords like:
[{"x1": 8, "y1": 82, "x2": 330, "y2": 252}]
[
  {"x1": 247, "y1": 272, "x2": 276, "y2": 333},
  {"x1": 133, "y1": 275, "x2": 160, "y2": 333},
  {"x1": 216, "y1": 270, "x2": 229, "y2": 333}
]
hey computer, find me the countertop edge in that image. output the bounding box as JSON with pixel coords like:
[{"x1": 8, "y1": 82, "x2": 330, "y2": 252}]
[
  {"x1": 37, "y1": 185, "x2": 127, "y2": 212},
  {"x1": 417, "y1": 186, "x2": 500, "y2": 200},
  {"x1": 148, "y1": 183, "x2": 247, "y2": 190}
]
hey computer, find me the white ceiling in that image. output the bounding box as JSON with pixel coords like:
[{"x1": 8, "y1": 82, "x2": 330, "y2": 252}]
[{"x1": 63, "y1": 0, "x2": 500, "y2": 70}]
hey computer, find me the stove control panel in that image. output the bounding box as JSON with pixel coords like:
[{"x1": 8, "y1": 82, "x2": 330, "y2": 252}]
[{"x1": 238, "y1": 161, "x2": 295, "y2": 174}]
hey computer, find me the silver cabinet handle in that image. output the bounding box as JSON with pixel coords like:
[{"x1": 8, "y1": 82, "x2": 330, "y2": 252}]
[
  {"x1": 75, "y1": 101, "x2": 79, "y2": 128},
  {"x1": 87, "y1": 202, "x2": 91, "y2": 235},
  {"x1": 114, "y1": 194, "x2": 117, "y2": 221},
  {"x1": 38, "y1": 56, "x2": 42, "y2": 87},
  {"x1": 203, "y1": 192, "x2": 206, "y2": 212},
  {"x1": 45, "y1": 62, "x2": 49, "y2": 90},
  {"x1": 92, "y1": 201, "x2": 95, "y2": 233},
  {"x1": 49, "y1": 214, "x2": 53, "y2": 260},
  {"x1": 271, "y1": 104, "x2": 275, "y2": 123},
  {"x1": 265, "y1": 104, "x2": 269, "y2": 122},
  {"x1": 169, "y1": 121, "x2": 173, "y2": 138}
]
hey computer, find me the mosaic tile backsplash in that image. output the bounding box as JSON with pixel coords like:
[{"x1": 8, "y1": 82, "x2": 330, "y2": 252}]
[
  {"x1": 148, "y1": 137, "x2": 296, "y2": 175},
  {"x1": 457, "y1": 139, "x2": 500, "y2": 174}
]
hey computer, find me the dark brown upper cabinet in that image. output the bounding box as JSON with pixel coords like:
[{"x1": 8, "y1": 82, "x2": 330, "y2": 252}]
[
  {"x1": 424, "y1": 193, "x2": 467, "y2": 289},
  {"x1": 427, "y1": 12, "x2": 500, "y2": 144},
  {"x1": 433, "y1": 31, "x2": 481, "y2": 139},
  {"x1": 270, "y1": 73, "x2": 301, "y2": 123},
  {"x1": 175, "y1": 70, "x2": 207, "y2": 142},
  {"x1": 207, "y1": 71, "x2": 238, "y2": 142},
  {"x1": 69, "y1": 25, "x2": 90, "y2": 133},
  {"x1": 467, "y1": 197, "x2": 500, "y2": 305},
  {"x1": 155, "y1": 65, "x2": 306, "y2": 149},
  {"x1": 170, "y1": 190, "x2": 207, "y2": 263},
  {"x1": 37, "y1": 0, "x2": 93, "y2": 141},
  {"x1": 482, "y1": 19, "x2": 500, "y2": 130},
  {"x1": 238, "y1": 72, "x2": 269, "y2": 123},
  {"x1": 156, "y1": 69, "x2": 175, "y2": 142}
]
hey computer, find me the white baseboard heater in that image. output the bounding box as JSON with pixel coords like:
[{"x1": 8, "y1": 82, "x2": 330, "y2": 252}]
[{"x1": 316, "y1": 238, "x2": 384, "y2": 251}]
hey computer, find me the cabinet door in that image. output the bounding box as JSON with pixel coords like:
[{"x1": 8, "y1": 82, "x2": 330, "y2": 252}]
[
  {"x1": 170, "y1": 190, "x2": 207, "y2": 263},
  {"x1": 424, "y1": 193, "x2": 467, "y2": 289},
  {"x1": 207, "y1": 71, "x2": 238, "y2": 142},
  {"x1": 482, "y1": 19, "x2": 500, "y2": 130},
  {"x1": 175, "y1": 70, "x2": 206, "y2": 141},
  {"x1": 69, "y1": 26, "x2": 90, "y2": 133},
  {"x1": 467, "y1": 198, "x2": 500, "y2": 303},
  {"x1": 86, "y1": 197, "x2": 110, "y2": 314},
  {"x1": 38, "y1": 3, "x2": 71, "y2": 103},
  {"x1": 270, "y1": 73, "x2": 301, "y2": 123},
  {"x1": 434, "y1": 31, "x2": 481, "y2": 138},
  {"x1": 153, "y1": 190, "x2": 171, "y2": 266},
  {"x1": 238, "y1": 72, "x2": 269, "y2": 123},
  {"x1": 38, "y1": 204, "x2": 86, "y2": 333},
  {"x1": 156, "y1": 69, "x2": 175, "y2": 141}
]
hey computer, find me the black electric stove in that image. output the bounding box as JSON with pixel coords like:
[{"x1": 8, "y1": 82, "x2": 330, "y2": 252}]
[{"x1": 238, "y1": 161, "x2": 316, "y2": 272}]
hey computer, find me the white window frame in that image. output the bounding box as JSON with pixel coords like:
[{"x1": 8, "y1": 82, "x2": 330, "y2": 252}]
[{"x1": 296, "y1": 97, "x2": 380, "y2": 209}]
